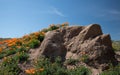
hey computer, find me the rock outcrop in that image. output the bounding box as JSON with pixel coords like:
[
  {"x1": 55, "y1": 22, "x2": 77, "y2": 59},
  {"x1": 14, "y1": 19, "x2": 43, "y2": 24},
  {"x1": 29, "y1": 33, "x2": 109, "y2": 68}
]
[{"x1": 38, "y1": 24, "x2": 117, "y2": 70}]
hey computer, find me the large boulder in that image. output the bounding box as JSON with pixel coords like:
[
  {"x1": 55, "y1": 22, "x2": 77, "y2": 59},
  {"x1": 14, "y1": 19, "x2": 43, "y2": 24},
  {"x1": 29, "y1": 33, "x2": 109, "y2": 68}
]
[{"x1": 39, "y1": 24, "x2": 117, "y2": 69}]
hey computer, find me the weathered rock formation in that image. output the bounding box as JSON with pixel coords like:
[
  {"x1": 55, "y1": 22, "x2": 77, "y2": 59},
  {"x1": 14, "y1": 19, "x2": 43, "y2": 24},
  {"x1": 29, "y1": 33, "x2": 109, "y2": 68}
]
[{"x1": 38, "y1": 24, "x2": 117, "y2": 70}]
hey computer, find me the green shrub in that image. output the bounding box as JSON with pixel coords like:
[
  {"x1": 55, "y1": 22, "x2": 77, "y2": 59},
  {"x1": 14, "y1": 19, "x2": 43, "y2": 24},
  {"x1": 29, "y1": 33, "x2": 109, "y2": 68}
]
[
  {"x1": 38, "y1": 35, "x2": 44, "y2": 42},
  {"x1": 16, "y1": 46, "x2": 28, "y2": 52},
  {"x1": 34, "y1": 57, "x2": 67, "y2": 75},
  {"x1": 1, "y1": 46, "x2": 19, "y2": 57},
  {"x1": 65, "y1": 58, "x2": 79, "y2": 65},
  {"x1": 0, "y1": 53, "x2": 5, "y2": 59},
  {"x1": 81, "y1": 54, "x2": 89, "y2": 63},
  {"x1": 28, "y1": 39, "x2": 40, "y2": 48},
  {"x1": 48, "y1": 25, "x2": 59, "y2": 31},
  {"x1": 0, "y1": 57, "x2": 21, "y2": 75},
  {"x1": 100, "y1": 64, "x2": 120, "y2": 75},
  {"x1": 0, "y1": 51, "x2": 6, "y2": 59},
  {"x1": 5, "y1": 49, "x2": 16, "y2": 56},
  {"x1": 68, "y1": 66, "x2": 91, "y2": 75},
  {"x1": 33, "y1": 57, "x2": 91, "y2": 75},
  {"x1": 13, "y1": 52, "x2": 29, "y2": 62},
  {"x1": 112, "y1": 41, "x2": 120, "y2": 51},
  {"x1": 41, "y1": 28, "x2": 49, "y2": 32}
]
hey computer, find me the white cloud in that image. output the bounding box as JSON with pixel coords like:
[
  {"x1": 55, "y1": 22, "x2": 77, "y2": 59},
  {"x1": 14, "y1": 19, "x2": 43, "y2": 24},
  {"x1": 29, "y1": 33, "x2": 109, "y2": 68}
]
[
  {"x1": 39, "y1": 6, "x2": 65, "y2": 17},
  {"x1": 51, "y1": 7, "x2": 65, "y2": 17},
  {"x1": 106, "y1": 10, "x2": 120, "y2": 21},
  {"x1": 108, "y1": 10, "x2": 120, "y2": 15},
  {"x1": 96, "y1": 9, "x2": 120, "y2": 21}
]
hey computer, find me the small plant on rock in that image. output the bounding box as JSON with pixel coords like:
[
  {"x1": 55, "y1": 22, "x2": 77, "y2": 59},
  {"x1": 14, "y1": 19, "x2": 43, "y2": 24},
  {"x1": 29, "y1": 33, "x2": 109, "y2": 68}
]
[
  {"x1": 64, "y1": 58, "x2": 79, "y2": 65},
  {"x1": 80, "y1": 54, "x2": 89, "y2": 63}
]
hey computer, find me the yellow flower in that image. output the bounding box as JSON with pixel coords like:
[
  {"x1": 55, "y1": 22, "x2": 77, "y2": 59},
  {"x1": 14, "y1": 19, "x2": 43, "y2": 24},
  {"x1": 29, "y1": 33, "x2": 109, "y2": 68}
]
[
  {"x1": 25, "y1": 70, "x2": 31, "y2": 74},
  {"x1": 17, "y1": 46, "x2": 21, "y2": 48},
  {"x1": 26, "y1": 47, "x2": 30, "y2": 49},
  {"x1": 0, "y1": 41, "x2": 3, "y2": 44},
  {"x1": 39, "y1": 68, "x2": 44, "y2": 72},
  {"x1": 62, "y1": 22, "x2": 69, "y2": 26},
  {"x1": 34, "y1": 32, "x2": 40, "y2": 36},
  {"x1": 25, "y1": 68, "x2": 36, "y2": 74},
  {"x1": 25, "y1": 67, "x2": 44, "y2": 74},
  {"x1": 0, "y1": 48, "x2": 2, "y2": 53},
  {"x1": 7, "y1": 43, "x2": 13, "y2": 47}
]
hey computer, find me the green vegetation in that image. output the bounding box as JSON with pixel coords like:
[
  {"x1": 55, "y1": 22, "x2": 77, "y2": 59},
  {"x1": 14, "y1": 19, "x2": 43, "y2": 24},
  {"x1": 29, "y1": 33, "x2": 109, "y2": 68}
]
[
  {"x1": 64, "y1": 58, "x2": 79, "y2": 65},
  {"x1": 81, "y1": 54, "x2": 89, "y2": 63},
  {"x1": 13, "y1": 51, "x2": 29, "y2": 62},
  {"x1": 0, "y1": 57, "x2": 21, "y2": 75},
  {"x1": 31, "y1": 57, "x2": 91, "y2": 75},
  {"x1": 0, "y1": 38, "x2": 11, "y2": 41},
  {"x1": 28, "y1": 39, "x2": 40, "y2": 48},
  {"x1": 112, "y1": 40, "x2": 120, "y2": 51},
  {"x1": 68, "y1": 66, "x2": 91, "y2": 75},
  {"x1": 100, "y1": 64, "x2": 120, "y2": 75},
  {"x1": 0, "y1": 23, "x2": 72, "y2": 75}
]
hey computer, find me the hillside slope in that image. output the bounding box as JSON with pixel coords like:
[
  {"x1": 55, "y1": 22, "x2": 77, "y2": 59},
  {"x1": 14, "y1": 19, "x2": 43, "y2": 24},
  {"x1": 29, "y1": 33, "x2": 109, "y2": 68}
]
[{"x1": 0, "y1": 23, "x2": 120, "y2": 75}]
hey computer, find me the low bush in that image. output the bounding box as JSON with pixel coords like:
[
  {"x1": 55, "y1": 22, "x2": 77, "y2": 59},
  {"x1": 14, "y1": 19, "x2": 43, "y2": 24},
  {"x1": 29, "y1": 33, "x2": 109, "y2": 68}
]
[
  {"x1": 0, "y1": 57, "x2": 21, "y2": 75},
  {"x1": 5, "y1": 49, "x2": 16, "y2": 56},
  {"x1": 48, "y1": 25, "x2": 59, "y2": 31},
  {"x1": 80, "y1": 54, "x2": 89, "y2": 63},
  {"x1": 26, "y1": 57, "x2": 91, "y2": 75},
  {"x1": 0, "y1": 53, "x2": 4, "y2": 59},
  {"x1": 16, "y1": 46, "x2": 29, "y2": 52},
  {"x1": 28, "y1": 39, "x2": 40, "y2": 48},
  {"x1": 38, "y1": 35, "x2": 44, "y2": 42},
  {"x1": 100, "y1": 64, "x2": 120, "y2": 75},
  {"x1": 68, "y1": 66, "x2": 91, "y2": 75},
  {"x1": 65, "y1": 58, "x2": 79, "y2": 65},
  {"x1": 112, "y1": 41, "x2": 120, "y2": 51},
  {"x1": 13, "y1": 51, "x2": 29, "y2": 62}
]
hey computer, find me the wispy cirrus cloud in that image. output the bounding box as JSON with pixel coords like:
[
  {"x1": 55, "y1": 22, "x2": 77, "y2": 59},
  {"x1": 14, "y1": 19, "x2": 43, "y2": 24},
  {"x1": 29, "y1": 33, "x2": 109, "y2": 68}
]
[
  {"x1": 108, "y1": 10, "x2": 120, "y2": 15},
  {"x1": 95, "y1": 9, "x2": 120, "y2": 21},
  {"x1": 106, "y1": 10, "x2": 120, "y2": 21},
  {"x1": 50, "y1": 7, "x2": 65, "y2": 17},
  {"x1": 39, "y1": 6, "x2": 65, "y2": 17}
]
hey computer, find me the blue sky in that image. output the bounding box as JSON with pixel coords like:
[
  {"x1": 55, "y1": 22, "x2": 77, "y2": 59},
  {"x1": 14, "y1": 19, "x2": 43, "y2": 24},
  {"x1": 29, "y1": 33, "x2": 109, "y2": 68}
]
[{"x1": 0, "y1": 0, "x2": 120, "y2": 40}]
